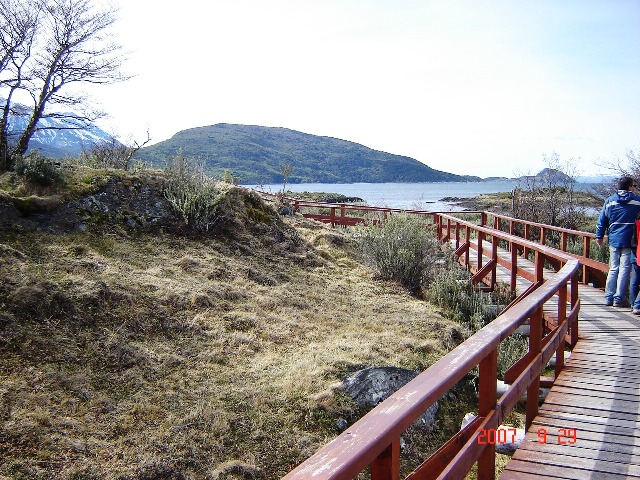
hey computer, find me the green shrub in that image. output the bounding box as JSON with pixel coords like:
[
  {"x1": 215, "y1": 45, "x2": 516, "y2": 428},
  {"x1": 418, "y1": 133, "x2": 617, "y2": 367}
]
[
  {"x1": 14, "y1": 153, "x2": 65, "y2": 186},
  {"x1": 497, "y1": 334, "x2": 529, "y2": 379},
  {"x1": 163, "y1": 153, "x2": 225, "y2": 232},
  {"x1": 428, "y1": 260, "x2": 515, "y2": 333},
  {"x1": 353, "y1": 214, "x2": 444, "y2": 293},
  {"x1": 219, "y1": 168, "x2": 240, "y2": 185}
]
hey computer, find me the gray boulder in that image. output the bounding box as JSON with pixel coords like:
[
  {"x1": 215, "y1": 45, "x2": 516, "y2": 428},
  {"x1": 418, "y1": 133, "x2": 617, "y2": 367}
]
[{"x1": 342, "y1": 366, "x2": 439, "y2": 432}]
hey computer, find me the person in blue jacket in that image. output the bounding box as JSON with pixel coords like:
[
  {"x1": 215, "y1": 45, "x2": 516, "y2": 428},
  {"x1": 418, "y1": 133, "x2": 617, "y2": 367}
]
[{"x1": 596, "y1": 176, "x2": 640, "y2": 306}]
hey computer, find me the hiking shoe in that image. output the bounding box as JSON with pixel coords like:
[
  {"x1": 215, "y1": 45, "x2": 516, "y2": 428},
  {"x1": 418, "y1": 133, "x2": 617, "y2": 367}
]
[
  {"x1": 604, "y1": 300, "x2": 613, "y2": 306},
  {"x1": 634, "y1": 309, "x2": 640, "y2": 315},
  {"x1": 614, "y1": 300, "x2": 631, "y2": 307}
]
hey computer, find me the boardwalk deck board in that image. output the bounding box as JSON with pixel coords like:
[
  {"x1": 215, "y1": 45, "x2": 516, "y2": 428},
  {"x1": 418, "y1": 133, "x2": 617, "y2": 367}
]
[
  {"x1": 503, "y1": 458, "x2": 640, "y2": 479},
  {"x1": 561, "y1": 365, "x2": 640, "y2": 380},
  {"x1": 499, "y1": 277, "x2": 640, "y2": 478},
  {"x1": 538, "y1": 403, "x2": 640, "y2": 424},
  {"x1": 553, "y1": 379, "x2": 640, "y2": 396},
  {"x1": 535, "y1": 409, "x2": 640, "y2": 430}
]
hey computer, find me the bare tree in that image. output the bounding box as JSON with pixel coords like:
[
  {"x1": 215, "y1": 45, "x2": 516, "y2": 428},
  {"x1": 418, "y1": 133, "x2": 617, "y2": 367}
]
[
  {"x1": 611, "y1": 148, "x2": 640, "y2": 189},
  {"x1": 281, "y1": 163, "x2": 292, "y2": 192},
  {"x1": 592, "y1": 147, "x2": 640, "y2": 198},
  {"x1": 0, "y1": 0, "x2": 40, "y2": 169},
  {"x1": 0, "y1": 0, "x2": 127, "y2": 171},
  {"x1": 512, "y1": 153, "x2": 589, "y2": 231},
  {"x1": 81, "y1": 130, "x2": 151, "y2": 170}
]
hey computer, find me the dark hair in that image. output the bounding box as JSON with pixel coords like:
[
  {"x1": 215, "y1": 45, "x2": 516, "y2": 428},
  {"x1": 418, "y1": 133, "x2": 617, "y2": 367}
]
[{"x1": 619, "y1": 176, "x2": 634, "y2": 190}]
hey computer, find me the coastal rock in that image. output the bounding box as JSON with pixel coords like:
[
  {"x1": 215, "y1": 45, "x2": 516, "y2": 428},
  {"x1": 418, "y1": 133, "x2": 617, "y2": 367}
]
[
  {"x1": 0, "y1": 174, "x2": 180, "y2": 233},
  {"x1": 342, "y1": 366, "x2": 439, "y2": 431},
  {"x1": 0, "y1": 194, "x2": 21, "y2": 230}
]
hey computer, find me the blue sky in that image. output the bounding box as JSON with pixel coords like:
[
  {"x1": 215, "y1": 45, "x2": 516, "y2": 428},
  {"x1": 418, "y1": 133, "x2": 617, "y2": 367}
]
[{"x1": 94, "y1": 0, "x2": 640, "y2": 178}]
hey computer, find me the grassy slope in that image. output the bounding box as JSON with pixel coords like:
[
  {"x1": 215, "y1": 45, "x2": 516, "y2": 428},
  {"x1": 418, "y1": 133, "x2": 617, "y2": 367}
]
[{"x1": 0, "y1": 171, "x2": 466, "y2": 479}]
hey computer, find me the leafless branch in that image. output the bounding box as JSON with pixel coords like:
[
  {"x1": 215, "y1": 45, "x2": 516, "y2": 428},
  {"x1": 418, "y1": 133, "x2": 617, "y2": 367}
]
[{"x1": 0, "y1": 0, "x2": 128, "y2": 169}]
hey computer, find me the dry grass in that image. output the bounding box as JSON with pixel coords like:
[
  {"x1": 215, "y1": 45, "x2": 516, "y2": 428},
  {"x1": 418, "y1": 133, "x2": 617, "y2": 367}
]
[{"x1": 0, "y1": 199, "x2": 468, "y2": 480}]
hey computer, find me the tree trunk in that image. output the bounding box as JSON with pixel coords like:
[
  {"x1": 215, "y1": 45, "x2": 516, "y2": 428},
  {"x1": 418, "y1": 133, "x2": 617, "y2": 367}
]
[{"x1": 13, "y1": 97, "x2": 47, "y2": 159}]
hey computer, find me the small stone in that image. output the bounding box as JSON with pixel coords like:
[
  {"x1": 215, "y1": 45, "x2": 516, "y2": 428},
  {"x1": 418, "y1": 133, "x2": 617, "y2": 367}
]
[{"x1": 336, "y1": 418, "x2": 348, "y2": 431}]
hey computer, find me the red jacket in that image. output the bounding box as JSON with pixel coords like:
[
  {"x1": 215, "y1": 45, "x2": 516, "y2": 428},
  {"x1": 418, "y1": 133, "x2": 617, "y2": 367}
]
[{"x1": 636, "y1": 218, "x2": 640, "y2": 265}]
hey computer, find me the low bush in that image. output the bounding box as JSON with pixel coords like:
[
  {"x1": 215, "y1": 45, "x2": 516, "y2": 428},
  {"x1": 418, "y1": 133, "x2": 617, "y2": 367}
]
[
  {"x1": 163, "y1": 153, "x2": 225, "y2": 232},
  {"x1": 353, "y1": 214, "x2": 444, "y2": 294},
  {"x1": 13, "y1": 153, "x2": 65, "y2": 187},
  {"x1": 428, "y1": 260, "x2": 527, "y2": 381},
  {"x1": 497, "y1": 334, "x2": 529, "y2": 379},
  {"x1": 427, "y1": 260, "x2": 515, "y2": 333}
]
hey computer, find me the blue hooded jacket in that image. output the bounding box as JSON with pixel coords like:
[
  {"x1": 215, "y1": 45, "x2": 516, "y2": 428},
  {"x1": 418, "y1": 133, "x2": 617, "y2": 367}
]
[{"x1": 596, "y1": 190, "x2": 640, "y2": 247}]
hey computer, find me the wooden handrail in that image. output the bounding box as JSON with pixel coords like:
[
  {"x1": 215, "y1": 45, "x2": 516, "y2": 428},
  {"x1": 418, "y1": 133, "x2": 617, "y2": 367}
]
[
  {"x1": 283, "y1": 263, "x2": 579, "y2": 480},
  {"x1": 259, "y1": 194, "x2": 607, "y2": 287},
  {"x1": 281, "y1": 202, "x2": 584, "y2": 480},
  {"x1": 484, "y1": 211, "x2": 597, "y2": 239}
]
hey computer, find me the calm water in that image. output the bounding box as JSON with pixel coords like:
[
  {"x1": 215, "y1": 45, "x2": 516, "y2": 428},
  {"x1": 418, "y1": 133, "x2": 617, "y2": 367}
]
[{"x1": 248, "y1": 181, "x2": 600, "y2": 211}]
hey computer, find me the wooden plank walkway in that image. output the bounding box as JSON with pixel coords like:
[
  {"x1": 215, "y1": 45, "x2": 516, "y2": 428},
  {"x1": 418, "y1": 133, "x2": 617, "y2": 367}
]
[
  {"x1": 500, "y1": 283, "x2": 640, "y2": 479},
  {"x1": 460, "y1": 240, "x2": 640, "y2": 478},
  {"x1": 474, "y1": 249, "x2": 640, "y2": 478}
]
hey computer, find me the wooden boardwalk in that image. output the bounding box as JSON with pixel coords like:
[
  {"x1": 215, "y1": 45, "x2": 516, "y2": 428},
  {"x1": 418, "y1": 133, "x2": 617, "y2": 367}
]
[
  {"x1": 500, "y1": 283, "x2": 640, "y2": 479},
  {"x1": 461, "y1": 240, "x2": 640, "y2": 478},
  {"x1": 283, "y1": 201, "x2": 639, "y2": 479}
]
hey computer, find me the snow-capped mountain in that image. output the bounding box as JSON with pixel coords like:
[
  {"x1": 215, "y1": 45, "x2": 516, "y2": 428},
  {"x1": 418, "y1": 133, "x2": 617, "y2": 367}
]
[{"x1": 3, "y1": 100, "x2": 115, "y2": 158}]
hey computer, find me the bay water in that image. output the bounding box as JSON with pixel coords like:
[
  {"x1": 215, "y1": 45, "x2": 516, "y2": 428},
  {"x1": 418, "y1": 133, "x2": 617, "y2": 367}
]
[{"x1": 250, "y1": 180, "x2": 599, "y2": 211}]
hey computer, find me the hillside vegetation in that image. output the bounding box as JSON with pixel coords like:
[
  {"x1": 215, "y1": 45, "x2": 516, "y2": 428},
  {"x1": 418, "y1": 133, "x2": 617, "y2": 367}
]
[
  {"x1": 0, "y1": 166, "x2": 467, "y2": 479},
  {"x1": 135, "y1": 123, "x2": 481, "y2": 185}
]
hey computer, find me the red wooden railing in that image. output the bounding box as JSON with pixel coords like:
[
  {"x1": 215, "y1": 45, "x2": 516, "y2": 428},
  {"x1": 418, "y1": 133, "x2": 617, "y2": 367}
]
[
  {"x1": 276, "y1": 197, "x2": 607, "y2": 288},
  {"x1": 266, "y1": 196, "x2": 608, "y2": 480},
  {"x1": 479, "y1": 212, "x2": 606, "y2": 287}
]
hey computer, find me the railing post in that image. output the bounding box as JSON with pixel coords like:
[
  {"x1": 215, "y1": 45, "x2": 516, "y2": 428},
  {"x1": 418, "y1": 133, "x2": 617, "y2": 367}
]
[
  {"x1": 294, "y1": 200, "x2": 300, "y2": 212},
  {"x1": 491, "y1": 233, "x2": 498, "y2": 289},
  {"x1": 555, "y1": 283, "x2": 568, "y2": 377},
  {"x1": 583, "y1": 236, "x2": 591, "y2": 285},
  {"x1": 535, "y1": 251, "x2": 545, "y2": 283},
  {"x1": 477, "y1": 230, "x2": 485, "y2": 272},
  {"x1": 480, "y1": 212, "x2": 487, "y2": 227},
  {"x1": 561, "y1": 232, "x2": 568, "y2": 252},
  {"x1": 340, "y1": 204, "x2": 346, "y2": 225},
  {"x1": 540, "y1": 227, "x2": 547, "y2": 247},
  {"x1": 371, "y1": 439, "x2": 401, "y2": 480},
  {"x1": 465, "y1": 225, "x2": 471, "y2": 268},
  {"x1": 510, "y1": 240, "x2": 518, "y2": 292},
  {"x1": 526, "y1": 306, "x2": 543, "y2": 429},
  {"x1": 570, "y1": 274, "x2": 579, "y2": 346},
  {"x1": 478, "y1": 349, "x2": 497, "y2": 480},
  {"x1": 455, "y1": 220, "x2": 461, "y2": 249},
  {"x1": 330, "y1": 207, "x2": 336, "y2": 227},
  {"x1": 523, "y1": 223, "x2": 531, "y2": 260}
]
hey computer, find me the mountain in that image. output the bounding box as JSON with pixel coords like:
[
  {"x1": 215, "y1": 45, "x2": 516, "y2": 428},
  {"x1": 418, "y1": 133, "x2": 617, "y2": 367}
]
[
  {"x1": 136, "y1": 123, "x2": 481, "y2": 184},
  {"x1": 518, "y1": 168, "x2": 575, "y2": 184},
  {"x1": 2, "y1": 100, "x2": 115, "y2": 157}
]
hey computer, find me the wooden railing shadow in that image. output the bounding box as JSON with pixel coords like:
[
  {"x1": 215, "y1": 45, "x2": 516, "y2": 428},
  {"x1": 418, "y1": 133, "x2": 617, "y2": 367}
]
[{"x1": 267, "y1": 197, "x2": 608, "y2": 480}]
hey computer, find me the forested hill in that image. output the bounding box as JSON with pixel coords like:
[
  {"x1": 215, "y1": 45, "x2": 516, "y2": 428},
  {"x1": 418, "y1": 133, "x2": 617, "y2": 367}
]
[{"x1": 136, "y1": 123, "x2": 481, "y2": 184}]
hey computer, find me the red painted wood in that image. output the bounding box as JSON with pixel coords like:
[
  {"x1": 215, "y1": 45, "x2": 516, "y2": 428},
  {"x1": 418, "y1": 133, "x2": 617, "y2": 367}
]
[
  {"x1": 371, "y1": 440, "x2": 400, "y2": 480},
  {"x1": 270, "y1": 195, "x2": 616, "y2": 480}
]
